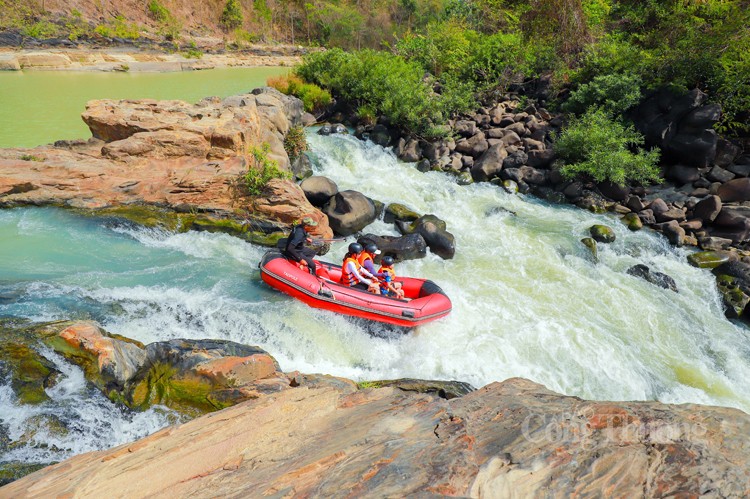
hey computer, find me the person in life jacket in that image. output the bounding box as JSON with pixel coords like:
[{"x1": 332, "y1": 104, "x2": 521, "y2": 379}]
[
  {"x1": 341, "y1": 243, "x2": 380, "y2": 293},
  {"x1": 283, "y1": 215, "x2": 318, "y2": 275},
  {"x1": 357, "y1": 243, "x2": 385, "y2": 278},
  {"x1": 378, "y1": 255, "x2": 404, "y2": 299}
]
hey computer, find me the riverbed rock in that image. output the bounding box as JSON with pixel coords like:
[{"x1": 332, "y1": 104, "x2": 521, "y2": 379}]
[
  {"x1": 323, "y1": 190, "x2": 376, "y2": 236},
  {"x1": 687, "y1": 250, "x2": 734, "y2": 269},
  {"x1": 717, "y1": 178, "x2": 750, "y2": 203},
  {"x1": 397, "y1": 214, "x2": 455, "y2": 259},
  {"x1": 589, "y1": 224, "x2": 616, "y2": 243},
  {"x1": 471, "y1": 143, "x2": 507, "y2": 181},
  {"x1": 383, "y1": 203, "x2": 420, "y2": 224},
  {"x1": 359, "y1": 233, "x2": 428, "y2": 261},
  {"x1": 300, "y1": 176, "x2": 338, "y2": 207},
  {"x1": 252, "y1": 178, "x2": 334, "y2": 240},
  {"x1": 6, "y1": 377, "x2": 750, "y2": 497},
  {"x1": 627, "y1": 264, "x2": 678, "y2": 292},
  {"x1": 621, "y1": 212, "x2": 643, "y2": 231}
]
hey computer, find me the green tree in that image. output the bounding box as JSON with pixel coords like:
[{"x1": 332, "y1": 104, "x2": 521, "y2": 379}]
[{"x1": 221, "y1": 0, "x2": 244, "y2": 30}]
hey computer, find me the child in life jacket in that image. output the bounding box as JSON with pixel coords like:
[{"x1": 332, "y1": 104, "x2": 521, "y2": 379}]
[{"x1": 378, "y1": 255, "x2": 405, "y2": 299}]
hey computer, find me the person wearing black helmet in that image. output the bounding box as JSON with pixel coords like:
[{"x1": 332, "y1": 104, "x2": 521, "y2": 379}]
[
  {"x1": 341, "y1": 242, "x2": 379, "y2": 293},
  {"x1": 283, "y1": 215, "x2": 318, "y2": 275},
  {"x1": 378, "y1": 255, "x2": 404, "y2": 299},
  {"x1": 357, "y1": 242, "x2": 385, "y2": 279}
]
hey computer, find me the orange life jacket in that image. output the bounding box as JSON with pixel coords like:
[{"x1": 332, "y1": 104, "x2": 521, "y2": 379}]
[
  {"x1": 357, "y1": 252, "x2": 373, "y2": 268},
  {"x1": 378, "y1": 265, "x2": 396, "y2": 292},
  {"x1": 341, "y1": 256, "x2": 362, "y2": 286}
]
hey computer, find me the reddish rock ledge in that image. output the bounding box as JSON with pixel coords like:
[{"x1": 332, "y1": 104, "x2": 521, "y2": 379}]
[
  {"x1": 2, "y1": 377, "x2": 749, "y2": 497},
  {"x1": 0, "y1": 88, "x2": 333, "y2": 242}
]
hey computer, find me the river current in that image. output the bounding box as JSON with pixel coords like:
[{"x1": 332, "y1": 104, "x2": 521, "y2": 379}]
[{"x1": 2, "y1": 75, "x2": 750, "y2": 471}]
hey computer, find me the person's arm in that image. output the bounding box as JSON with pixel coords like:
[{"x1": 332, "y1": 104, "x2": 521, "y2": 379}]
[
  {"x1": 363, "y1": 260, "x2": 383, "y2": 277},
  {"x1": 346, "y1": 261, "x2": 373, "y2": 285}
]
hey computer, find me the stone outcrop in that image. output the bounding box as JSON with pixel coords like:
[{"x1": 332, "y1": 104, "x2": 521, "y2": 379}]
[
  {"x1": 0, "y1": 49, "x2": 304, "y2": 72},
  {"x1": 3, "y1": 377, "x2": 749, "y2": 497},
  {"x1": 0, "y1": 89, "x2": 334, "y2": 244}
]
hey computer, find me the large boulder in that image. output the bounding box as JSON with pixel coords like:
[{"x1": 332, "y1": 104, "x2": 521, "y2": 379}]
[
  {"x1": 717, "y1": 178, "x2": 750, "y2": 203},
  {"x1": 454, "y1": 132, "x2": 489, "y2": 158},
  {"x1": 323, "y1": 190, "x2": 376, "y2": 236},
  {"x1": 358, "y1": 233, "x2": 428, "y2": 261},
  {"x1": 253, "y1": 179, "x2": 333, "y2": 239},
  {"x1": 710, "y1": 206, "x2": 750, "y2": 243},
  {"x1": 300, "y1": 176, "x2": 338, "y2": 207},
  {"x1": 693, "y1": 195, "x2": 722, "y2": 222},
  {"x1": 397, "y1": 214, "x2": 455, "y2": 259},
  {"x1": 471, "y1": 144, "x2": 508, "y2": 182}
]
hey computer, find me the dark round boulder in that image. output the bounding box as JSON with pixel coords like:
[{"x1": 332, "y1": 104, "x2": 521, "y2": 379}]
[
  {"x1": 358, "y1": 233, "x2": 427, "y2": 261},
  {"x1": 323, "y1": 190, "x2": 376, "y2": 236},
  {"x1": 300, "y1": 176, "x2": 338, "y2": 207}
]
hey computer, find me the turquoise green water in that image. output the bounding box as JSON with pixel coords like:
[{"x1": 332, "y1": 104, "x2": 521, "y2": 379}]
[{"x1": 0, "y1": 67, "x2": 289, "y2": 148}]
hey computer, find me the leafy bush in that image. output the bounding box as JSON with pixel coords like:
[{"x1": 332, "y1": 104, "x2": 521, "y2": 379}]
[
  {"x1": 243, "y1": 143, "x2": 292, "y2": 195},
  {"x1": 267, "y1": 74, "x2": 332, "y2": 113},
  {"x1": 233, "y1": 28, "x2": 260, "y2": 44},
  {"x1": 563, "y1": 74, "x2": 643, "y2": 116},
  {"x1": 221, "y1": 0, "x2": 244, "y2": 30},
  {"x1": 94, "y1": 15, "x2": 140, "y2": 40},
  {"x1": 183, "y1": 42, "x2": 203, "y2": 59},
  {"x1": 297, "y1": 48, "x2": 473, "y2": 138},
  {"x1": 148, "y1": 0, "x2": 181, "y2": 40},
  {"x1": 22, "y1": 20, "x2": 59, "y2": 39},
  {"x1": 555, "y1": 109, "x2": 661, "y2": 186},
  {"x1": 284, "y1": 126, "x2": 309, "y2": 163}
]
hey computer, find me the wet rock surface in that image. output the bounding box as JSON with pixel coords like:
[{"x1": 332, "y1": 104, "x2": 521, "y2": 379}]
[{"x1": 3, "y1": 377, "x2": 749, "y2": 497}]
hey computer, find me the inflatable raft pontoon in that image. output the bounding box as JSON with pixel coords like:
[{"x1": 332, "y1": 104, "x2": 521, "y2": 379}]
[{"x1": 259, "y1": 250, "x2": 451, "y2": 327}]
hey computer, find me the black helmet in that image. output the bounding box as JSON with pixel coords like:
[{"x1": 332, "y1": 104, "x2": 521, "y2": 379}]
[
  {"x1": 348, "y1": 242, "x2": 363, "y2": 254},
  {"x1": 382, "y1": 255, "x2": 394, "y2": 265},
  {"x1": 364, "y1": 243, "x2": 380, "y2": 254}
]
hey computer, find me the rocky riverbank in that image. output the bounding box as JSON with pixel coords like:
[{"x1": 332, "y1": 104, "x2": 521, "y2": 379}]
[
  {"x1": 0, "y1": 46, "x2": 303, "y2": 72},
  {"x1": 348, "y1": 86, "x2": 750, "y2": 324},
  {"x1": 1, "y1": 319, "x2": 749, "y2": 496},
  {"x1": 0, "y1": 87, "x2": 334, "y2": 245}
]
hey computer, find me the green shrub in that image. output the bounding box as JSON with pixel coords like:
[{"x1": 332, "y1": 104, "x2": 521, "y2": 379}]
[
  {"x1": 148, "y1": 0, "x2": 170, "y2": 23},
  {"x1": 148, "y1": 0, "x2": 181, "y2": 40},
  {"x1": 284, "y1": 126, "x2": 309, "y2": 163},
  {"x1": 22, "y1": 20, "x2": 59, "y2": 38},
  {"x1": 563, "y1": 73, "x2": 643, "y2": 116},
  {"x1": 221, "y1": 0, "x2": 244, "y2": 30},
  {"x1": 267, "y1": 74, "x2": 332, "y2": 113},
  {"x1": 94, "y1": 24, "x2": 112, "y2": 38},
  {"x1": 183, "y1": 41, "x2": 203, "y2": 59},
  {"x1": 555, "y1": 109, "x2": 661, "y2": 186},
  {"x1": 243, "y1": 143, "x2": 292, "y2": 195},
  {"x1": 297, "y1": 48, "x2": 471, "y2": 138},
  {"x1": 233, "y1": 28, "x2": 260, "y2": 44}
]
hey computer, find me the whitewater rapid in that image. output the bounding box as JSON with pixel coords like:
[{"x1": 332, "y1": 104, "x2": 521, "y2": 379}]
[{"x1": 2, "y1": 131, "x2": 750, "y2": 468}]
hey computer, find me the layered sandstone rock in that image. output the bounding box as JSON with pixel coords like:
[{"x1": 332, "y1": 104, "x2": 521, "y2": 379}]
[
  {"x1": 2, "y1": 378, "x2": 749, "y2": 497},
  {"x1": 0, "y1": 88, "x2": 333, "y2": 240}
]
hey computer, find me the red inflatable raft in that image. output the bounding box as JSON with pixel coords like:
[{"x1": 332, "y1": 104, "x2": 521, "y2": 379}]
[{"x1": 259, "y1": 250, "x2": 451, "y2": 327}]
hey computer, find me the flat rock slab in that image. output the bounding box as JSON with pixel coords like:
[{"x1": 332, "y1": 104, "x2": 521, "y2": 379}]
[{"x1": 3, "y1": 378, "x2": 749, "y2": 497}]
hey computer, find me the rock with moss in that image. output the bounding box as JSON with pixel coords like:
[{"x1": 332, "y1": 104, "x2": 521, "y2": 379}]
[
  {"x1": 687, "y1": 250, "x2": 733, "y2": 269},
  {"x1": 621, "y1": 212, "x2": 643, "y2": 231},
  {"x1": 397, "y1": 214, "x2": 455, "y2": 259},
  {"x1": 0, "y1": 461, "x2": 49, "y2": 487},
  {"x1": 0, "y1": 319, "x2": 62, "y2": 405},
  {"x1": 581, "y1": 237, "x2": 597, "y2": 260},
  {"x1": 589, "y1": 224, "x2": 616, "y2": 243},
  {"x1": 357, "y1": 378, "x2": 474, "y2": 400},
  {"x1": 383, "y1": 203, "x2": 420, "y2": 224},
  {"x1": 715, "y1": 274, "x2": 750, "y2": 319}
]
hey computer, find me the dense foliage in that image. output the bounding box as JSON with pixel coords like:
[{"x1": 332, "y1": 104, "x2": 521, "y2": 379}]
[
  {"x1": 555, "y1": 109, "x2": 661, "y2": 186},
  {"x1": 297, "y1": 48, "x2": 473, "y2": 138}
]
